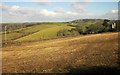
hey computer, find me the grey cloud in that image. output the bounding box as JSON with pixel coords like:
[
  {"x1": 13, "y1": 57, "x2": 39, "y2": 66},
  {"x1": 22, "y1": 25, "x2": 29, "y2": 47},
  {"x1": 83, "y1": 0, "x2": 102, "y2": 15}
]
[{"x1": 70, "y1": 2, "x2": 90, "y2": 13}]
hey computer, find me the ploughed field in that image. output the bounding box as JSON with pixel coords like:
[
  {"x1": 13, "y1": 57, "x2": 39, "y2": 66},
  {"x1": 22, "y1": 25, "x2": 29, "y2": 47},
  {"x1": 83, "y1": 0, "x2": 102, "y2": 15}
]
[{"x1": 2, "y1": 32, "x2": 119, "y2": 73}]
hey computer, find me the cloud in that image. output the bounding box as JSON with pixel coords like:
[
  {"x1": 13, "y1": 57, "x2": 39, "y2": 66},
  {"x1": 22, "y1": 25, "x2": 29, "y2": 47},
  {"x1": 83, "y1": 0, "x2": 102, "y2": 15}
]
[
  {"x1": 84, "y1": 0, "x2": 92, "y2": 2},
  {"x1": 70, "y1": 2, "x2": 91, "y2": 13},
  {"x1": 106, "y1": 9, "x2": 118, "y2": 20},
  {"x1": 1, "y1": 4, "x2": 78, "y2": 22},
  {"x1": 96, "y1": 9, "x2": 118, "y2": 20},
  {"x1": 66, "y1": 11, "x2": 78, "y2": 16},
  {"x1": 0, "y1": 4, "x2": 9, "y2": 11},
  {"x1": 1, "y1": 3, "x2": 118, "y2": 23},
  {"x1": 11, "y1": 5, "x2": 20, "y2": 10},
  {"x1": 34, "y1": 0, "x2": 49, "y2": 2},
  {"x1": 1, "y1": 4, "x2": 40, "y2": 16},
  {"x1": 1, "y1": 4, "x2": 65, "y2": 22},
  {"x1": 40, "y1": 9, "x2": 57, "y2": 17},
  {"x1": 54, "y1": 8, "x2": 65, "y2": 13},
  {"x1": 111, "y1": 9, "x2": 118, "y2": 14}
]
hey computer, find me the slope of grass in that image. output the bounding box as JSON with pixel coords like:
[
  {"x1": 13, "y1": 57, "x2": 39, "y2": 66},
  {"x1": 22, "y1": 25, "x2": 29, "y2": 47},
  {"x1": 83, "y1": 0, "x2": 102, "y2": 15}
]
[
  {"x1": 2, "y1": 24, "x2": 59, "y2": 41},
  {"x1": 3, "y1": 32, "x2": 23, "y2": 41},
  {"x1": 15, "y1": 25, "x2": 72, "y2": 42},
  {"x1": 14, "y1": 24, "x2": 58, "y2": 33},
  {"x1": 2, "y1": 32, "x2": 119, "y2": 73}
]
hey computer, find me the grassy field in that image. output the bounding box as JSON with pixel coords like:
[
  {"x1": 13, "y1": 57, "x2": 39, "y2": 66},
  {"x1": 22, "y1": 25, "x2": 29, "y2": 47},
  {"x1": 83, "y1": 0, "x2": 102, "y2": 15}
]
[
  {"x1": 2, "y1": 23, "x2": 73, "y2": 42},
  {"x1": 2, "y1": 32, "x2": 119, "y2": 73},
  {"x1": 15, "y1": 25, "x2": 72, "y2": 42}
]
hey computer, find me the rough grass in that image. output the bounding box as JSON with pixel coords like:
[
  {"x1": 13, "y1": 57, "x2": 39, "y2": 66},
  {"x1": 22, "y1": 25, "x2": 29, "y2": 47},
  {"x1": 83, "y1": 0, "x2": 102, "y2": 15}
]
[{"x1": 2, "y1": 32, "x2": 119, "y2": 73}]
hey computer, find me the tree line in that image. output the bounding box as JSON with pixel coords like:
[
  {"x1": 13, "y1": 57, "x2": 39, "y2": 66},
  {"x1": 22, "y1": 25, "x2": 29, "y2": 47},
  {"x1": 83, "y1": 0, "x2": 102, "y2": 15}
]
[
  {"x1": 57, "y1": 20, "x2": 119, "y2": 36},
  {"x1": 1, "y1": 22, "x2": 41, "y2": 32}
]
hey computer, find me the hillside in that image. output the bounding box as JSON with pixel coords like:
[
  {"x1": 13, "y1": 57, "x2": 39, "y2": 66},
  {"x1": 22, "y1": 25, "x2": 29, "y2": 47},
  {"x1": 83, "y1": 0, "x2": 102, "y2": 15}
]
[
  {"x1": 15, "y1": 25, "x2": 72, "y2": 42},
  {"x1": 2, "y1": 32, "x2": 119, "y2": 73},
  {"x1": 2, "y1": 23, "x2": 73, "y2": 42}
]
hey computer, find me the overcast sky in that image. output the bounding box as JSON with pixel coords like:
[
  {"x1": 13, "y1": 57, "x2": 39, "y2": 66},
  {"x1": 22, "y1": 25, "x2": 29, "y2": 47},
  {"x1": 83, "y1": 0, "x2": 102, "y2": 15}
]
[{"x1": 0, "y1": 0, "x2": 119, "y2": 23}]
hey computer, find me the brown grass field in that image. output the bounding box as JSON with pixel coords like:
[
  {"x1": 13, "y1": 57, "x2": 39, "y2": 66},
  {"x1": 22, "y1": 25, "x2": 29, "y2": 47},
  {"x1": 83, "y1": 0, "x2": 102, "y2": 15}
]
[{"x1": 2, "y1": 32, "x2": 119, "y2": 73}]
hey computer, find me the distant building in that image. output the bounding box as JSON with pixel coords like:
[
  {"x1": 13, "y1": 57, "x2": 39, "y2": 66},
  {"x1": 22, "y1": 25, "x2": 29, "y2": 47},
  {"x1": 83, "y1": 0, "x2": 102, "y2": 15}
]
[{"x1": 112, "y1": 22, "x2": 116, "y2": 29}]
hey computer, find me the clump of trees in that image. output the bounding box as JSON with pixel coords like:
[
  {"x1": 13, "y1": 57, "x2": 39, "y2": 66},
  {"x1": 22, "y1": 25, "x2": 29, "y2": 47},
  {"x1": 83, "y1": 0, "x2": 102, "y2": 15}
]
[
  {"x1": 76, "y1": 22, "x2": 106, "y2": 34},
  {"x1": 75, "y1": 20, "x2": 117, "y2": 35},
  {"x1": 57, "y1": 29, "x2": 79, "y2": 37},
  {"x1": 57, "y1": 20, "x2": 118, "y2": 37}
]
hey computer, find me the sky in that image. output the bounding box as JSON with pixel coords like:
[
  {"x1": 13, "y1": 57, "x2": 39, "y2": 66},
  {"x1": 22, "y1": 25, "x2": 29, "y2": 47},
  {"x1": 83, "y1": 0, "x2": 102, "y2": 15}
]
[{"x1": 0, "y1": 0, "x2": 119, "y2": 23}]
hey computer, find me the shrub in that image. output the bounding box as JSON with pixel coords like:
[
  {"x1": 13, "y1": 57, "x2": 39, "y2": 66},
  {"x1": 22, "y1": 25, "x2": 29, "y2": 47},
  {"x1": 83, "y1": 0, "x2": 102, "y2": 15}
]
[
  {"x1": 57, "y1": 29, "x2": 79, "y2": 37},
  {"x1": 87, "y1": 23, "x2": 105, "y2": 34},
  {"x1": 57, "y1": 29, "x2": 71, "y2": 36},
  {"x1": 76, "y1": 25, "x2": 88, "y2": 35},
  {"x1": 70, "y1": 28, "x2": 80, "y2": 36}
]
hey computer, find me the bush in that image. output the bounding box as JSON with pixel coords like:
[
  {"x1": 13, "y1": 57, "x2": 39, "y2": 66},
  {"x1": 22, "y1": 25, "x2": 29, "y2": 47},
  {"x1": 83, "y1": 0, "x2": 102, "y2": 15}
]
[
  {"x1": 76, "y1": 26, "x2": 83, "y2": 34},
  {"x1": 76, "y1": 25, "x2": 89, "y2": 35},
  {"x1": 87, "y1": 23, "x2": 105, "y2": 34},
  {"x1": 70, "y1": 28, "x2": 80, "y2": 36},
  {"x1": 57, "y1": 29, "x2": 79, "y2": 37},
  {"x1": 57, "y1": 29, "x2": 71, "y2": 36}
]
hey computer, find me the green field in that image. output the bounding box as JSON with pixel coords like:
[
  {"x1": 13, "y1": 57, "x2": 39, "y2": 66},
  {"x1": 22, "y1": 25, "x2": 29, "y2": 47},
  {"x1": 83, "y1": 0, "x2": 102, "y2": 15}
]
[
  {"x1": 2, "y1": 23, "x2": 73, "y2": 42},
  {"x1": 16, "y1": 25, "x2": 72, "y2": 42}
]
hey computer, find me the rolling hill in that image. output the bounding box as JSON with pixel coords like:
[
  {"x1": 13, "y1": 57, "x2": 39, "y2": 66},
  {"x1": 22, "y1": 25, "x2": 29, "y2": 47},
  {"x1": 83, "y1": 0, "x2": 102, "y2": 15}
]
[
  {"x1": 15, "y1": 25, "x2": 72, "y2": 42},
  {"x1": 2, "y1": 32, "x2": 119, "y2": 73},
  {"x1": 2, "y1": 23, "x2": 73, "y2": 42}
]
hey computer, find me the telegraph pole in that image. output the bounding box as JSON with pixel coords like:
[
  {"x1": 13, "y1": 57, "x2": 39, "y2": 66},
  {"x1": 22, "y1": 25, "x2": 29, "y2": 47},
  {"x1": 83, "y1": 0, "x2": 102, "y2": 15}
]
[{"x1": 5, "y1": 26, "x2": 7, "y2": 42}]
